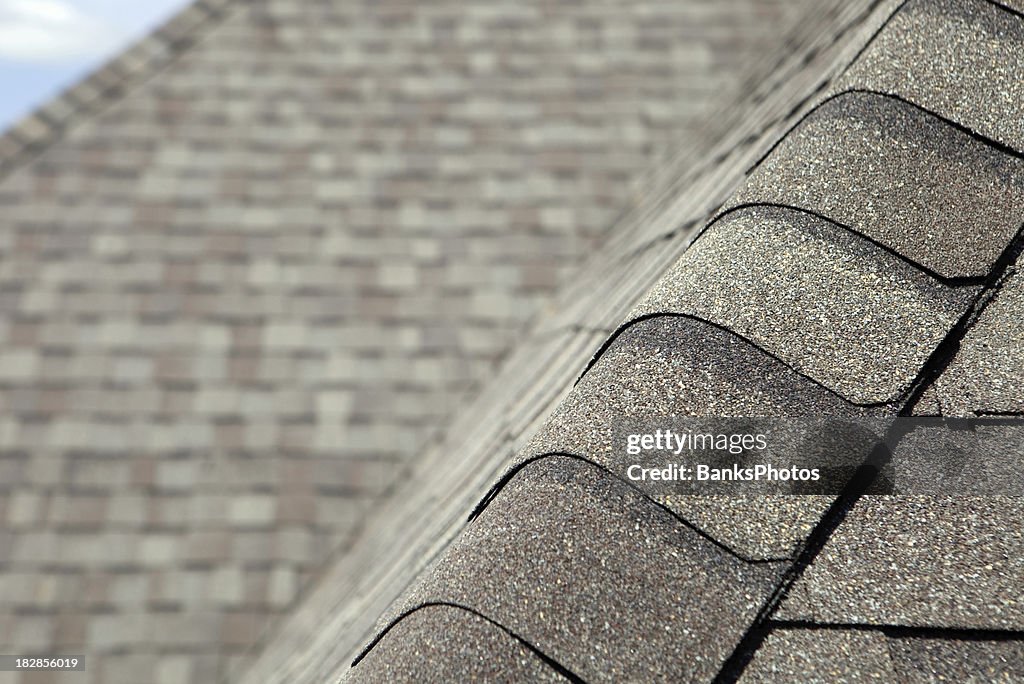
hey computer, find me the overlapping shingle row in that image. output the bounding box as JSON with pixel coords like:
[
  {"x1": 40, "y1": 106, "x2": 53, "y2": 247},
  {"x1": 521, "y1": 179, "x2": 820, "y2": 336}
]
[
  {"x1": 345, "y1": 0, "x2": 1024, "y2": 680},
  {"x1": 0, "y1": 0, "x2": 837, "y2": 680}
]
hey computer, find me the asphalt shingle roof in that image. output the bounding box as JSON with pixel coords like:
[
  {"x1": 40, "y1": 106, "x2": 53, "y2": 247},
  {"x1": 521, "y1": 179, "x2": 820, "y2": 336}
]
[
  {"x1": 0, "y1": 0, "x2": 833, "y2": 680},
  {"x1": 520, "y1": 316, "x2": 869, "y2": 560},
  {"x1": 743, "y1": 628, "x2": 1024, "y2": 683},
  {"x1": 930, "y1": 265, "x2": 1024, "y2": 415},
  {"x1": 344, "y1": 0, "x2": 1024, "y2": 681},
  {"x1": 726, "y1": 91, "x2": 1024, "y2": 280},
  {"x1": 839, "y1": 0, "x2": 1024, "y2": 151},
  {"x1": 365, "y1": 456, "x2": 782, "y2": 683},
  {"x1": 631, "y1": 206, "x2": 977, "y2": 404},
  {"x1": 779, "y1": 496, "x2": 1024, "y2": 629},
  {"x1": 340, "y1": 605, "x2": 567, "y2": 683}
]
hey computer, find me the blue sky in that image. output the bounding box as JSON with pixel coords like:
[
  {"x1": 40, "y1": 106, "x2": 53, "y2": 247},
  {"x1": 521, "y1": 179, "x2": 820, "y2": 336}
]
[{"x1": 0, "y1": 0, "x2": 191, "y2": 131}]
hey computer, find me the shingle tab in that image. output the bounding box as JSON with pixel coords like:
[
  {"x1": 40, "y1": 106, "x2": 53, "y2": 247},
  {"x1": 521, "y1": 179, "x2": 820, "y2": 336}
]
[
  {"x1": 380, "y1": 456, "x2": 783, "y2": 683},
  {"x1": 779, "y1": 497, "x2": 1024, "y2": 629},
  {"x1": 631, "y1": 206, "x2": 977, "y2": 404},
  {"x1": 744, "y1": 628, "x2": 1024, "y2": 683},
  {"x1": 889, "y1": 637, "x2": 1024, "y2": 683},
  {"x1": 344, "y1": 605, "x2": 566, "y2": 683},
  {"x1": 930, "y1": 268, "x2": 1024, "y2": 415},
  {"x1": 727, "y1": 91, "x2": 1024, "y2": 279},
  {"x1": 523, "y1": 316, "x2": 871, "y2": 559},
  {"x1": 839, "y1": 0, "x2": 1024, "y2": 151},
  {"x1": 741, "y1": 629, "x2": 894, "y2": 683}
]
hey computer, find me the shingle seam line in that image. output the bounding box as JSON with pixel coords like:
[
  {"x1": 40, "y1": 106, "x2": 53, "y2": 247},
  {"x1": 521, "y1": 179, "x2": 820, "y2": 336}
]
[
  {"x1": 768, "y1": 619, "x2": 1024, "y2": 641},
  {"x1": 349, "y1": 601, "x2": 587, "y2": 683},
  {"x1": 902, "y1": 222, "x2": 1024, "y2": 415},
  {"x1": 467, "y1": 451, "x2": 789, "y2": 564},
  {"x1": 700, "y1": 202, "x2": 986, "y2": 286},
  {"x1": 750, "y1": 87, "x2": 1024, "y2": 176},
  {"x1": 575, "y1": 312, "x2": 894, "y2": 409},
  {"x1": 713, "y1": 216, "x2": 1024, "y2": 681},
  {"x1": 711, "y1": 423, "x2": 902, "y2": 683}
]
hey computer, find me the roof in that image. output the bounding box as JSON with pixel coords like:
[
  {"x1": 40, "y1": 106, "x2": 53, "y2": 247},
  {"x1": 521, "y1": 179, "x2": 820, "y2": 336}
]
[
  {"x1": 339, "y1": 0, "x2": 1024, "y2": 681},
  {"x1": 0, "y1": 0, "x2": 853, "y2": 682},
  {"x1": 239, "y1": 1, "x2": 895, "y2": 679}
]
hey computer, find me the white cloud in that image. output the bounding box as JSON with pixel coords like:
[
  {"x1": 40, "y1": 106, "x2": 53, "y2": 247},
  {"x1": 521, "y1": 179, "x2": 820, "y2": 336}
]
[{"x1": 0, "y1": 0, "x2": 125, "y2": 63}]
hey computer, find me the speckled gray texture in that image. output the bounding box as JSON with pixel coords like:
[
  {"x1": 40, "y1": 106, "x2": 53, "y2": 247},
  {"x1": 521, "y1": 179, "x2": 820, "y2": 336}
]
[
  {"x1": 727, "y1": 91, "x2": 1024, "y2": 279},
  {"x1": 744, "y1": 629, "x2": 1024, "y2": 683},
  {"x1": 385, "y1": 456, "x2": 783, "y2": 682},
  {"x1": 343, "y1": 604, "x2": 565, "y2": 683},
  {"x1": 522, "y1": 316, "x2": 876, "y2": 559},
  {"x1": 891, "y1": 422, "x2": 1024, "y2": 495},
  {"x1": 780, "y1": 497, "x2": 1024, "y2": 629},
  {"x1": 931, "y1": 268, "x2": 1024, "y2": 415},
  {"x1": 631, "y1": 206, "x2": 977, "y2": 404},
  {"x1": 840, "y1": 0, "x2": 1024, "y2": 151},
  {"x1": 890, "y1": 637, "x2": 1024, "y2": 683},
  {"x1": 742, "y1": 629, "x2": 895, "y2": 683}
]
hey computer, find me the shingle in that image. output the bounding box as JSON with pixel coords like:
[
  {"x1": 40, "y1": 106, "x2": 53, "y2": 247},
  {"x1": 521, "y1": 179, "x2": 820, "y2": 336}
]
[
  {"x1": 344, "y1": 605, "x2": 566, "y2": 683},
  {"x1": 380, "y1": 456, "x2": 783, "y2": 683},
  {"x1": 930, "y1": 268, "x2": 1024, "y2": 415},
  {"x1": 631, "y1": 206, "x2": 977, "y2": 404},
  {"x1": 889, "y1": 636, "x2": 1024, "y2": 683},
  {"x1": 890, "y1": 422, "x2": 1024, "y2": 495},
  {"x1": 522, "y1": 316, "x2": 873, "y2": 559},
  {"x1": 727, "y1": 91, "x2": 1024, "y2": 279},
  {"x1": 741, "y1": 629, "x2": 894, "y2": 683},
  {"x1": 779, "y1": 497, "x2": 1024, "y2": 629},
  {"x1": 744, "y1": 628, "x2": 1024, "y2": 683},
  {"x1": 839, "y1": 0, "x2": 1024, "y2": 152}
]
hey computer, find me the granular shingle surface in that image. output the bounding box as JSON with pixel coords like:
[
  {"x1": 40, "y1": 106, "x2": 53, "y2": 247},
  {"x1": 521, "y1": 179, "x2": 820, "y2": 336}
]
[
  {"x1": 0, "y1": 0, "x2": 837, "y2": 679},
  {"x1": 377, "y1": 455, "x2": 782, "y2": 682},
  {"x1": 521, "y1": 316, "x2": 871, "y2": 559},
  {"x1": 743, "y1": 628, "x2": 1024, "y2": 684},
  {"x1": 889, "y1": 637, "x2": 1024, "y2": 683},
  {"x1": 342, "y1": 604, "x2": 565, "y2": 683},
  {"x1": 931, "y1": 267, "x2": 1024, "y2": 415},
  {"x1": 727, "y1": 91, "x2": 1024, "y2": 279},
  {"x1": 631, "y1": 206, "x2": 977, "y2": 404},
  {"x1": 741, "y1": 629, "x2": 894, "y2": 683},
  {"x1": 839, "y1": 0, "x2": 1024, "y2": 151},
  {"x1": 780, "y1": 497, "x2": 1024, "y2": 629},
  {"x1": 890, "y1": 422, "x2": 1024, "y2": 495}
]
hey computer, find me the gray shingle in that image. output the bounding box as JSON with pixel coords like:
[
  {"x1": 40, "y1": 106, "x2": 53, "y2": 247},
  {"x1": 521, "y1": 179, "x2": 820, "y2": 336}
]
[
  {"x1": 381, "y1": 456, "x2": 783, "y2": 683},
  {"x1": 890, "y1": 637, "x2": 1024, "y2": 683},
  {"x1": 741, "y1": 629, "x2": 894, "y2": 683},
  {"x1": 779, "y1": 497, "x2": 1024, "y2": 629},
  {"x1": 344, "y1": 605, "x2": 566, "y2": 683},
  {"x1": 631, "y1": 206, "x2": 977, "y2": 404},
  {"x1": 0, "y1": 0, "x2": 840, "y2": 676},
  {"x1": 522, "y1": 316, "x2": 872, "y2": 559},
  {"x1": 890, "y1": 422, "x2": 1024, "y2": 495},
  {"x1": 727, "y1": 91, "x2": 1024, "y2": 279},
  {"x1": 744, "y1": 628, "x2": 1024, "y2": 684},
  {"x1": 930, "y1": 268, "x2": 1024, "y2": 416},
  {"x1": 839, "y1": 0, "x2": 1024, "y2": 152}
]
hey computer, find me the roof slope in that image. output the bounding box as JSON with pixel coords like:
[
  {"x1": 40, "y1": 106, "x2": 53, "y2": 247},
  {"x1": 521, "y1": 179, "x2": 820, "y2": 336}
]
[
  {"x1": 342, "y1": 0, "x2": 1024, "y2": 680},
  {"x1": 0, "y1": 0, "x2": 847, "y2": 682},
  {"x1": 238, "y1": 2, "x2": 892, "y2": 680}
]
